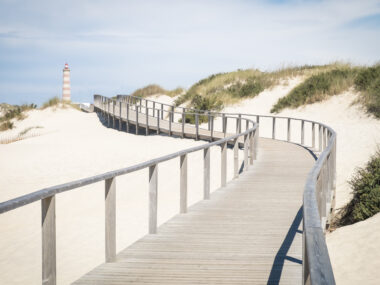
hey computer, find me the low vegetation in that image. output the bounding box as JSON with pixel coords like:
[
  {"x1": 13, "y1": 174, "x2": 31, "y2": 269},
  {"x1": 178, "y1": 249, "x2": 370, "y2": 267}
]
[
  {"x1": 271, "y1": 64, "x2": 380, "y2": 117},
  {"x1": 336, "y1": 149, "x2": 380, "y2": 226},
  {"x1": 41, "y1": 97, "x2": 80, "y2": 110},
  {"x1": 132, "y1": 84, "x2": 184, "y2": 98},
  {"x1": 0, "y1": 103, "x2": 37, "y2": 131},
  {"x1": 174, "y1": 63, "x2": 352, "y2": 112}
]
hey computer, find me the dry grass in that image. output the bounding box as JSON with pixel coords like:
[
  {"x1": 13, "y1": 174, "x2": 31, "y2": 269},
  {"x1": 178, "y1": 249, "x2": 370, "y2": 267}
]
[{"x1": 132, "y1": 84, "x2": 184, "y2": 98}]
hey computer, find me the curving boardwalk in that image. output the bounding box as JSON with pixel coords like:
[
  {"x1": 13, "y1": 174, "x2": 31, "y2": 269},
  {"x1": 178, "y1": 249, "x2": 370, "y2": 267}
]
[{"x1": 74, "y1": 137, "x2": 314, "y2": 284}]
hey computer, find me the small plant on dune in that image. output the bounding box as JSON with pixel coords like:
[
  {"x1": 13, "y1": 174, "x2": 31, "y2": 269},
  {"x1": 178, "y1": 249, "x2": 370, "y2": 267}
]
[
  {"x1": 270, "y1": 67, "x2": 359, "y2": 113},
  {"x1": 354, "y1": 65, "x2": 380, "y2": 118},
  {"x1": 18, "y1": 126, "x2": 43, "y2": 136},
  {"x1": 0, "y1": 121, "x2": 14, "y2": 131},
  {"x1": 41, "y1": 97, "x2": 61, "y2": 109},
  {"x1": 335, "y1": 149, "x2": 380, "y2": 226}
]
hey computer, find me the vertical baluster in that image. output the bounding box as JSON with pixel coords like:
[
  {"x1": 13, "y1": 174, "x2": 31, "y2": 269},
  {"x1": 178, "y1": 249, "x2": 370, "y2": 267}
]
[
  {"x1": 244, "y1": 134, "x2": 249, "y2": 171},
  {"x1": 153, "y1": 102, "x2": 155, "y2": 117},
  {"x1": 249, "y1": 131, "x2": 254, "y2": 165},
  {"x1": 161, "y1": 104, "x2": 164, "y2": 119},
  {"x1": 180, "y1": 154, "x2": 188, "y2": 213},
  {"x1": 149, "y1": 164, "x2": 158, "y2": 234},
  {"x1": 301, "y1": 120, "x2": 305, "y2": 145},
  {"x1": 287, "y1": 118, "x2": 291, "y2": 142},
  {"x1": 112, "y1": 101, "x2": 115, "y2": 129},
  {"x1": 119, "y1": 102, "x2": 122, "y2": 131},
  {"x1": 222, "y1": 114, "x2": 226, "y2": 137},
  {"x1": 323, "y1": 127, "x2": 327, "y2": 150},
  {"x1": 195, "y1": 113, "x2": 199, "y2": 140},
  {"x1": 204, "y1": 147, "x2": 210, "y2": 199},
  {"x1": 234, "y1": 138, "x2": 239, "y2": 178},
  {"x1": 126, "y1": 102, "x2": 129, "y2": 133},
  {"x1": 181, "y1": 112, "x2": 185, "y2": 138},
  {"x1": 312, "y1": 122, "x2": 315, "y2": 149},
  {"x1": 221, "y1": 142, "x2": 227, "y2": 187},
  {"x1": 145, "y1": 107, "x2": 149, "y2": 136},
  {"x1": 157, "y1": 110, "x2": 160, "y2": 134},
  {"x1": 42, "y1": 195, "x2": 56, "y2": 285},
  {"x1": 318, "y1": 124, "x2": 322, "y2": 152},
  {"x1": 210, "y1": 115, "x2": 214, "y2": 141},
  {"x1": 272, "y1": 117, "x2": 276, "y2": 139},
  {"x1": 105, "y1": 177, "x2": 116, "y2": 262},
  {"x1": 169, "y1": 111, "x2": 172, "y2": 136},
  {"x1": 136, "y1": 106, "x2": 139, "y2": 135}
]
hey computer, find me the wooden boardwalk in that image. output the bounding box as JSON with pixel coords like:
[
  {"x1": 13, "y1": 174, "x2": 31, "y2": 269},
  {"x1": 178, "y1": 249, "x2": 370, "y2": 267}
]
[{"x1": 74, "y1": 137, "x2": 315, "y2": 284}]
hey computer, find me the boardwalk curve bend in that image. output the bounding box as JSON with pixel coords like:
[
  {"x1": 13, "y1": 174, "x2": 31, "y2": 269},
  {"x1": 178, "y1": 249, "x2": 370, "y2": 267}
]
[{"x1": 0, "y1": 94, "x2": 336, "y2": 284}]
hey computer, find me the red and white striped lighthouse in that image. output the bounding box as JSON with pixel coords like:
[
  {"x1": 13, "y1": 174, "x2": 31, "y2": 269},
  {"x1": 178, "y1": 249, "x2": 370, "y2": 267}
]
[{"x1": 62, "y1": 63, "x2": 71, "y2": 101}]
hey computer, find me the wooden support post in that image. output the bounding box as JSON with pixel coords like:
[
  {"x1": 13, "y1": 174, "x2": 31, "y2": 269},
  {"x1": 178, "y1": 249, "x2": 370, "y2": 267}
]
[
  {"x1": 145, "y1": 108, "x2": 149, "y2": 136},
  {"x1": 105, "y1": 177, "x2": 116, "y2": 263},
  {"x1": 204, "y1": 147, "x2": 210, "y2": 200},
  {"x1": 318, "y1": 124, "x2": 322, "y2": 152},
  {"x1": 181, "y1": 112, "x2": 185, "y2": 138},
  {"x1": 180, "y1": 154, "x2": 188, "y2": 213},
  {"x1": 249, "y1": 131, "x2": 254, "y2": 165},
  {"x1": 119, "y1": 102, "x2": 122, "y2": 131},
  {"x1": 272, "y1": 117, "x2": 276, "y2": 139},
  {"x1": 161, "y1": 104, "x2": 164, "y2": 120},
  {"x1": 207, "y1": 111, "x2": 211, "y2": 131},
  {"x1": 126, "y1": 102, "x2": 129, "y2": 133},
  {"x1": 153, "y1": 101, "x2": 155, "y2": 116},
  {"x1": 301, "y1": 120, "x2": 305, "y2": 145},
  {"x1": 323, "y1": 127, "x2": 326, "y2": 150},
  {"x1": 41, "y1": 195, "x2": 56, "y2": 285},
  {"x1": 221, "y1": 142, "x2": 227, "y2": 187},
  {"x1": 139, "y1": 98, "x2": 142, "y2": 109},
  {"x1": 195, "y1": 113, "x2": 199, "y2": 140},
  {"x1": 244, "y1": 134, "x2": 249, "y2": 171},
  {"x1": 238, "y1": 114, "x2": 242, "y2": 134},
  {"x1": 169, "y1": 111, "x2": 172, "y2": 136},
  {"x1": 107, "y1": 100, "x2": 110, "y2": 127},
  {"x1": 234, "y1": 138, "x2": 239, "y2": 178},
  {"x1": 210, "y1": 115, "x2": 214, "y2": 141},
  {"x1": 171, "y1": 106, "x2": 174, "y2": 122},
  {"x1": 287, "y1": 118, "x2": 291, "y2": 142},
  {"x1": 145, "y1": 100, "x2": 148, "y2": 116},
  {"x1": 222, "y1": 114, "x2": 226, "y2": 137},
  {"x1": 149, "y1": 164, "x2": 158, "y2": 234},
  {"x1": 312, "y1": 122, "x2": 315, "y2": 149},
  {"x1": 136, "y1": 106, "x2": 139, "y2": 135},
  {"x1": 112, "y1": 101, "x2": 115, "y2": 129},
  {"x1": 253, "y1": 128, "x2": 259, "y2": 160},
  {"x1": 156, "y1": 110, "x2": 160, "y2": 134}
]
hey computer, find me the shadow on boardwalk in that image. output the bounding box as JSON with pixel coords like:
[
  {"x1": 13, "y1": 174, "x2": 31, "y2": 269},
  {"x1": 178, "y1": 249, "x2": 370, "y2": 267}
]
[{"x1": 267, "y1": 206, "x2": 303, "y2": 285}]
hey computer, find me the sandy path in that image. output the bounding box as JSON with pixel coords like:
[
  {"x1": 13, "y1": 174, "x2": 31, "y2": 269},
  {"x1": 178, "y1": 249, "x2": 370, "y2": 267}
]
[{"x1": 0, "y1": 107, "x2": 240, "y2": 284}]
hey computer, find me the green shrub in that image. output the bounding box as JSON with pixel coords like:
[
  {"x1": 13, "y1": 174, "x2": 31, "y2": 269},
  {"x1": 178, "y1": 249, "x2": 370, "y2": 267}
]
[
  {"x1": 132, "y1": 84, "x2": 184, "y2": 98},
  {"x1": 337, "y1": 149, "x2": 380, "y2": 226},
  {"x1": 271, "y1": 68, "x2": 358, "y2": 113},
  {"x1": 0, "y1": 121, "x2": 13, "y2": 131}
]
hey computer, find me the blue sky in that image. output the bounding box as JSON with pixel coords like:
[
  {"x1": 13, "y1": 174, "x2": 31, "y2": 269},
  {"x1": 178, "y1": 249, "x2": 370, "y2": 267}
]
[{"x1": 0, "y1": 0, "x2": 379, "y2": 105}]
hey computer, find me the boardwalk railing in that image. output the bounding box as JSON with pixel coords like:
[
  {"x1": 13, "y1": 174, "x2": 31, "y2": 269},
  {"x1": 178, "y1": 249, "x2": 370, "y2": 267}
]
[
  {"x1": 0, "y1": 96, "x2": 258, "y2": 285},
  {"x1": 0, "y1": 93, "x2": 336, "y2": 285},
  {"x1": 110, "y1": 94, "x2": 337, "y2": 284}
]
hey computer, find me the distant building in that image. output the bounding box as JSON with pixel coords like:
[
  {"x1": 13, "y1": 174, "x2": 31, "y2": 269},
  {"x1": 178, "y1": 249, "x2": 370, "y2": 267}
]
[{"x1": 62, "y1": 63, "x2": 71, "y2": 101}]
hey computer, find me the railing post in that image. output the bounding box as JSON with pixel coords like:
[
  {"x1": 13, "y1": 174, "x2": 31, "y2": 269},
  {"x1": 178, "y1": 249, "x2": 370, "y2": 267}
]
[
  {"x1": 221, "y1": 142, "x2": 227, "y2": 187},
  {"x1": 105, "y1": 177, "x2": 116, "y2": 262},
  {"x1": 204, "y1": 147, "x2": 210, "y2": 199},
  {"x1": 323, "y1": 127, "x2": 327, "y2": 150},
  {"x1": 312, "y1": 122, "x2": 315, "y2": 149},
  {"x1": 107, "y1": 100, "x2": 110, "y2": 127},
  {"x1": 149, "y1": 164, "x2": 158, "y2": 234},
  {"x1": 222, "y1": 114, "x2": 226, "y2": 137},
  {"x1": 139, "y1": 98, "x2": 142, "y2": 109},
  {"x1": 169, "y1": 111, "x2": 172, "y2": 136},
  {"x1": 207, "y1": 111, "x2": 211, "y2": 131},
  {"x1": 119, "y1": 101, "x2": 122, "y2": 131},
  {"x1": 156, "y1": 110, "x2": 160, "y2": 134},
  {"x1": 195, "y1": 113, "x2": 199, "y2": 140},
  {"x1": 126, "y1": 102, "x2": 130, "y2": 133},
  {"x1": 145, "y1": 108, "x2": 149, "y2": 136},
  {"x1": 135, "y1": 106, "x2": 139, "y2": 135},
  {"x1": 112, "y1": 101, "x2": 115, "y2": 129},
  {"x1": 318, "y1": 124, "x2": 322, "y2": 152},
  {"x1": 171, "y1": 106, "x2": 174, "y2": 122},
  {"x1": 181, "y1": 112, "x2": 185, "y2": 138},
  {"x1": 210, "y1": 115, "x2": 214, "y2": 141},
  {"x1": 161, "y1": 104, "x2": 164, "y2": 119},
  {"x1": 249, "y1": 131, "x2": 254, "y2": 165},
  {"x1": 301, "y1": 120, "x2": 305, "y2": 145},
  {"x1": 234, "y1": 138, "x2": 239, "y2": 178},
  {"x1": 153, "y1": 101, "x2": 155, "y2": 116},
  {"x1": 42, "y1": 195, "x2": 56, "y2": 285},
  {"x1": 145, "y1": 100, "x2": 148, "y2": 116},
  {"x1": 244, "y1": 134, "x2": 249, "y2": 171},
  {"x1": 180, "y1": 154, "x2": 188, "y2": 213},
  {"x1": 237, "y1": 114, "x2": 242, "y2": 134},
  {"x1": 287, "y1": 118, "x2": 291, "y2": 142},
  {"x1": 272, "y1": 117, "x2": 276, "y2": 139}
]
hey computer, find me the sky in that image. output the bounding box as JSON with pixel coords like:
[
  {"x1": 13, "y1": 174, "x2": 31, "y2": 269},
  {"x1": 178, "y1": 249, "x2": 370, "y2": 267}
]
[{"x1": 0, "y1": 0, "x2": 379, "y2": 105}]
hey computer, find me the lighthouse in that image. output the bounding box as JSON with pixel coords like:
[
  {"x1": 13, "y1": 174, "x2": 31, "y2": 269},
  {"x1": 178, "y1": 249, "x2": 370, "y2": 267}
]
[{"x1": 62, "y1": 63, "x2": 71, "y2": 101}]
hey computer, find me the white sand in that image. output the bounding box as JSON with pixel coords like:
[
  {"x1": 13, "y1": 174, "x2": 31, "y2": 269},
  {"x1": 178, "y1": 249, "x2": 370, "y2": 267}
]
[
  {"x1": 0, "y1": 106, "x2": 240, "y2": 284},
  {"x1": 1, "y1": 82, "x2": 379, "y2": 284}
]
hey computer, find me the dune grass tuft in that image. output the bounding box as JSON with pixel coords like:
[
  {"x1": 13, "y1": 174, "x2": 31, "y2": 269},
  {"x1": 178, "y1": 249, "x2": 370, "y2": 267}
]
[
  {"x1": 132, "y1": 84, "x2": 184, "y2": 98},
  {"x1": 0, "y1": 103, "x2": 37, "y2": 131},
  {"x1": 335, "y1": 149, "x2": 380, "y2": 226}
]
